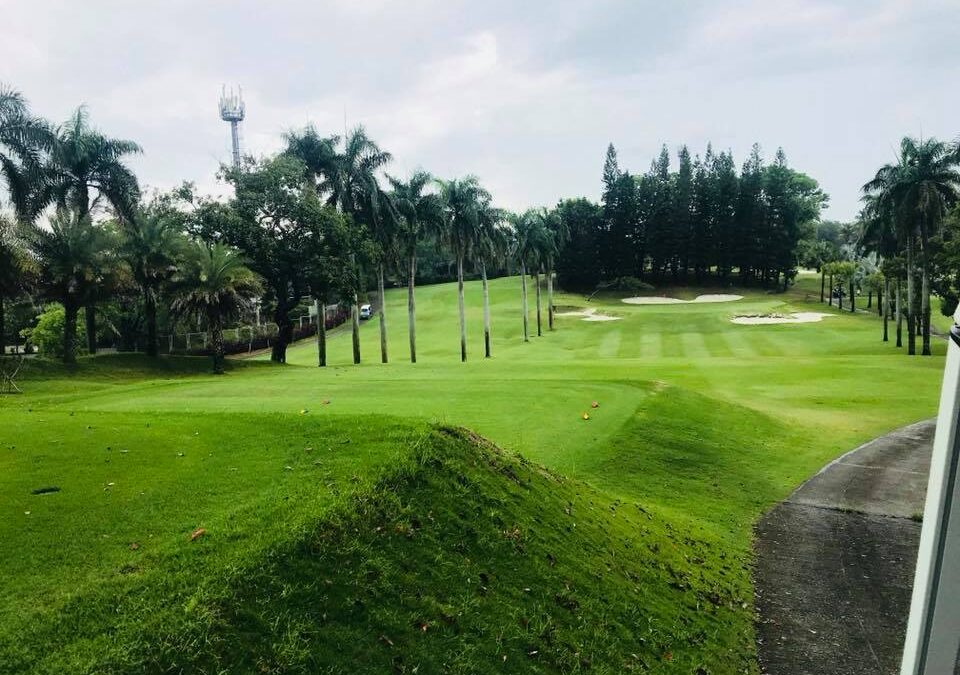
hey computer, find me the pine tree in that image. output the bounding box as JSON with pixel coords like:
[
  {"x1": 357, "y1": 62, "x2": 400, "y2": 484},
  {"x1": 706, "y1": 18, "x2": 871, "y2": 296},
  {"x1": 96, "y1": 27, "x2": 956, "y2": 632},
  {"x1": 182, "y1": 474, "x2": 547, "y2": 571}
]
[{"x1": 672, "y1": 145, "x2": 694, "y2": 280}]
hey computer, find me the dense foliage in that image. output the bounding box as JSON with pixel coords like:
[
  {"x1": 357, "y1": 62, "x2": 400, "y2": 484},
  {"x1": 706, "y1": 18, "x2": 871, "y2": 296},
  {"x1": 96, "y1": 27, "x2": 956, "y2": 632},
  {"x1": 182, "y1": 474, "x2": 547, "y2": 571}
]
[{"x1": 556, "y1": 143, "x2": 828, "y2": 291}]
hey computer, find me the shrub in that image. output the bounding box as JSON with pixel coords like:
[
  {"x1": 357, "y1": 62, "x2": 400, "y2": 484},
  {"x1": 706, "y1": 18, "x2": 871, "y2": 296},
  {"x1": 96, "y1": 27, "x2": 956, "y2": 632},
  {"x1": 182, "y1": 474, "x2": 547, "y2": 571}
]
[
  {"x1": 941, "y1": 292, "x2": 958, "y2": 318},
  {"x1": 20, "y1": 304, "x2": 87, "y2": 359}
]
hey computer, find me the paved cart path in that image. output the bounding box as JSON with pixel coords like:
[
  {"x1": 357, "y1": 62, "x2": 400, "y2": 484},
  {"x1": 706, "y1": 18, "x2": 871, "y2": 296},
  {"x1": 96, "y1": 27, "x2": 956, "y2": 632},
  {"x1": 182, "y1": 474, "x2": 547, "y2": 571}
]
[{"x1": 753, "y1": 419, "x2": 954, "y2": 675}]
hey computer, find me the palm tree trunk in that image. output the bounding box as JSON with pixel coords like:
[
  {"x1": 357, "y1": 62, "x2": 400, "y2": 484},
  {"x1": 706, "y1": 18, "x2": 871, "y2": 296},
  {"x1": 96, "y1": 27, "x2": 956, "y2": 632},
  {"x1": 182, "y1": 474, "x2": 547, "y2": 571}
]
[
  {"x1": 921, "y1": 252, "x2": 931, "y2": 356},
  {"x1": 408, "y1": 250, "x2": 416, "y2": 364},
  {"x1": 316, "y1": 299, "x2": 326, "y2": 367},
  {"x1": 520, "y1": 263, "x2": 529, "y2": 342},
  {"x1": 352, "y1": 294, "x2": 361, "y2": 365},
  {"x1": 907, "y1": 239, "x2": 916, "y2": 355},
  {"x1": 867, "y1": 290, "x2": 872, "y2": 310},
  {"x1": 828, "y1": 274, "x2": 834, "y2": 307},
  {"x1": 457, "y1": 253, "x2": 466, "y2": 362},
  {"x1": 820, "y1": 268, "x2": 825, "y2": 303},
  {"x1": 211, "y1": 319, "x2": 225, "y2": 375},
  {"x1": 85, "y1": 304, "x2": 97, "y2": 354},
  {"x1": 145, "y1": 293, "x2": 158, "y2": 357},
  {"x1": 547, "y1": 263, "x2": 555, "y2": 330},
  {"x1": 0, "y1": 297, "x2": 5, "y2": 356},
  {"x1": 882, "y1": 278, "x2": 889, "y2": 342},
  {"x1": 849, "y1": 277, "x2": 855, "y2": 313},
  {"x1": 481, "y1": 259, "x2": 491, "y2": 358},
  {"x1": 877, "y1": 284, "x2": 883, "y2": 316},
  {"x1": 378, "y1": 264, "x2": 388, "y2": 364},
  {"x1": 63, "y1": 300, "x2": 79, "y2": 365},
  {"x1": 838, "y1": 283, "x2": 843, "y2": 311},
  {"x1": 896, "y1": 278, "x2": 903, "y2": 348},
  {"x1": 535, "y1": 272, "x2": 542, "y2": 337}
]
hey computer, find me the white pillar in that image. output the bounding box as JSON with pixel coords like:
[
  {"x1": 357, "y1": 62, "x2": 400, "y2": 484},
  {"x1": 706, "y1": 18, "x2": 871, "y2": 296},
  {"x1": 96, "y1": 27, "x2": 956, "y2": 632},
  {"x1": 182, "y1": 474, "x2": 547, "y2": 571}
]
[{"x1": 901, "y1": 317, "x2": 960, "y2": 673}]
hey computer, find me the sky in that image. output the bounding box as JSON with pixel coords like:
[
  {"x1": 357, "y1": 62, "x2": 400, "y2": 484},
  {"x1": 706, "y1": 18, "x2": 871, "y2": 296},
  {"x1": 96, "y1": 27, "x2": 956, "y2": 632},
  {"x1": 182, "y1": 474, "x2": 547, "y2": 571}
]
[{"x1": 2, "y1": 0, "x2": 958, "y2": 221}]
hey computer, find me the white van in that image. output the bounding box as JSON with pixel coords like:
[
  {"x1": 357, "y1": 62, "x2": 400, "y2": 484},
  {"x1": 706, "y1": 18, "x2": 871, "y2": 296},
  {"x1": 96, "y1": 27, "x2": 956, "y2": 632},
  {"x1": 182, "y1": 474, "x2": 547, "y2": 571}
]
[{"x1": 359, "y1": 303, "x2": 372, "y2": 320}]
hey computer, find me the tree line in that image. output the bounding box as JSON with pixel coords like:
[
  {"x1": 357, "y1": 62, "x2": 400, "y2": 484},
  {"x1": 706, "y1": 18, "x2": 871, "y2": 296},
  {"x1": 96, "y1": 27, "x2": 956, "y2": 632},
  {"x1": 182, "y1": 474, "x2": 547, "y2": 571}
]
[
  {"x1": 554, "y1": 142, "x2": 828, "y2": 291},
  {"x1": 0, "y1": 86, "x2": 571, "y2": 371}
]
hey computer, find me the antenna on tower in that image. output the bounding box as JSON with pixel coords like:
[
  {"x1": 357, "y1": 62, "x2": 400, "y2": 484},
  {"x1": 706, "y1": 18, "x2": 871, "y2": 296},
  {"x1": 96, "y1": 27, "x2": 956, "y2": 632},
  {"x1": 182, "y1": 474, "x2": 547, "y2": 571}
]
[{"x1": 219, "y1": 85, "x2": 246, "y2": 170}]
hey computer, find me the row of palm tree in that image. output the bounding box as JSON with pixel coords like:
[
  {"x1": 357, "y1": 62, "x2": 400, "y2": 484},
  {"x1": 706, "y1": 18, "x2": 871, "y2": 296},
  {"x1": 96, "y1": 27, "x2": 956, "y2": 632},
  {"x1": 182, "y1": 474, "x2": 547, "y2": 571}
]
[
  {"x1": 1, "y1": 86, "x2": 571, "y2": 369},
  {"x1": 860, "y1": 136, "x2": 960, "y2": 356},
  {"x1": 282, "y1": 126, "x2": 570, "y2": 365}
]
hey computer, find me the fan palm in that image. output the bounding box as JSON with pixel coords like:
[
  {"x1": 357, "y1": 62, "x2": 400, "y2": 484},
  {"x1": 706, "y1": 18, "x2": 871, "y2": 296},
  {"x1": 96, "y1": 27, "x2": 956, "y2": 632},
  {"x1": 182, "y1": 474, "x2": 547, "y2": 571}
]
[
  {"x1": 120, "y1": 210, "x2": 184, "y2": 356},
  {"x1": 27, "y1": 210, "x2": 108, "y2": 364},
  {"x1": 438, "y1": 176, "x2": 490, "y2": 361},
  {"x1": 170, "y1": 242, "x2": 260, "y2": 374},
  {"x1": 388, "y1": 170, "x2": 443, "y2": 363},
  {"x1": 863, "y1": 137, "x2": 960, "y2": 355}
]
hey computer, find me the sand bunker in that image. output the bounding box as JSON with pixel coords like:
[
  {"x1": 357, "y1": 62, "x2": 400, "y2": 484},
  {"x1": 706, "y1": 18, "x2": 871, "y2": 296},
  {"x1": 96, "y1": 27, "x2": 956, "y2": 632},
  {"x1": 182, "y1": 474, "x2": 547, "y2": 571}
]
[
  {"x1": 555, "y1": 307, "x2": 622, "y2": 322},
  {"x1": 730, "y1": 312, "x2": 832, "y2": 325},
  {"x1": 621, "y1": 294, "x2": 743, "y2": 305}
]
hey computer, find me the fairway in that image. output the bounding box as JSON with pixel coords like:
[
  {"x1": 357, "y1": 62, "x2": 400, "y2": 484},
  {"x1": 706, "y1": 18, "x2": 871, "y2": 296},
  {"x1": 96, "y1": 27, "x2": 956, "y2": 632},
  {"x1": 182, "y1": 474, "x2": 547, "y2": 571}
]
[{"x1": 0, "y1": 273, "x2": 945, "y2": 673}]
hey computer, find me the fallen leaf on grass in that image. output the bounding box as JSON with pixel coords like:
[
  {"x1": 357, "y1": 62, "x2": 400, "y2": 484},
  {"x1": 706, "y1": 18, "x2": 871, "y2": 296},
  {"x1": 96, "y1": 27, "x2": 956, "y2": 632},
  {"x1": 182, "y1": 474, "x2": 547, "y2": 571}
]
[{"x1": 190, "y1": 528, "x2": 206, "y2": 541}]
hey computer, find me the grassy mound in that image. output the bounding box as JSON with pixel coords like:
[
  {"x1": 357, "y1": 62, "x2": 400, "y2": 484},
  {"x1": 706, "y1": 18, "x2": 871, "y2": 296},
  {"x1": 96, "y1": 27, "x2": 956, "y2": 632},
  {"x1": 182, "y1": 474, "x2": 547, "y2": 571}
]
[{"x1": 2, "y1": 420, "x2": 750, "y2": 674}]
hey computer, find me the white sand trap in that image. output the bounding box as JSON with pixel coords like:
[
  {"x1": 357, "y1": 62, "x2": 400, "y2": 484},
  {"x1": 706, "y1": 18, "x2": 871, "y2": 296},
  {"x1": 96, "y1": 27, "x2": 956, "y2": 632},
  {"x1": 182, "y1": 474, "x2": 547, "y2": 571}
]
[
  {"x1": 730, "y1": 312, "x2": 832, "y2": 325},
  {"x1": 555, "y1": 307, "x2": 622, "y2": 322},
  {"x1": 621, "y1": 294, "x2": 743, "y2": 305}
]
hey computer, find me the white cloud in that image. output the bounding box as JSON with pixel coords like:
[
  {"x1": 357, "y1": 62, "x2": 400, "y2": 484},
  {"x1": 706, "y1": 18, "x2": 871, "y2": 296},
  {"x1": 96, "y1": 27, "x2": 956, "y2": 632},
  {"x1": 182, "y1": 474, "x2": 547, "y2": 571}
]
[{"x1": 1, "y1": 0, "x2": 957, "y2": 220}]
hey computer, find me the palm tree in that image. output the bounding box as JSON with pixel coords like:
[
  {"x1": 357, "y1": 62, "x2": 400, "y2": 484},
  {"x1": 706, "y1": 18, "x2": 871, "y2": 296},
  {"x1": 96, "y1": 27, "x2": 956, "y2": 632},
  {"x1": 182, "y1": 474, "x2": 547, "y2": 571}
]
[
  {"x1": 33, "y1": 107, "x2": 141, "y2": 354},
  {"x1": 170, "y1": 242, "x2": 260, "y2": 374},
  {"x1": 119, "y1": 210, "x2": 184, "y2": 357},
  {"x1": 369, "y1": 189, "x2": 398, "y2": 364},
  {"x1": 863, "y1": 137, "x2": 960, "y2": 355},
  {"x1": 509, "y1": 210, "x2": 544, "y2": 343},
  {"x1": 534, "y1": 208, "x2": 569, "y2": 331},
  {"x1": 474, "y1": 200, "x2": 506, "y2": 358},
  {"x1": 0, "y1": 86, "x2": 54, "y2": 220},
  {"x1": 27, "y1": 210, "x2": 107, "y2": 364},
  {"x1": 282, "y1": 125, "x2": 339, "y2": 191},
  {"x1": 0, "y1": 215, "x2": 34, "y2": 351},
  {"x1": 388, "y1": 170, "x2": 443, "y2": 363},
  {"x1": 323, "y1": 127, "x2": 391, "y2": 365},
  {"x1": 438, "y1": 176, "x2": 490, "y2": 362}
]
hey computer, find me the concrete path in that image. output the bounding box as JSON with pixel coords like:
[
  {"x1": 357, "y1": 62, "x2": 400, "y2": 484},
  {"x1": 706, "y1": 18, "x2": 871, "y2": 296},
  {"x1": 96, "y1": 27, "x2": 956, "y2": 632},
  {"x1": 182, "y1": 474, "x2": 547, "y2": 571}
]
[{"x1": 753, "y1": 420, "x2": 948, "y2": 675}]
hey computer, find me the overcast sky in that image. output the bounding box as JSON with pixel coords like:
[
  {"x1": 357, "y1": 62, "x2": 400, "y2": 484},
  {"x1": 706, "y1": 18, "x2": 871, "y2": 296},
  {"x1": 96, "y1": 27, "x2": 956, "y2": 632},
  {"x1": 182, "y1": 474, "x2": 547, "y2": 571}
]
[{"x1": 2, "y1": 0, "x2": 958, "y2": 221}]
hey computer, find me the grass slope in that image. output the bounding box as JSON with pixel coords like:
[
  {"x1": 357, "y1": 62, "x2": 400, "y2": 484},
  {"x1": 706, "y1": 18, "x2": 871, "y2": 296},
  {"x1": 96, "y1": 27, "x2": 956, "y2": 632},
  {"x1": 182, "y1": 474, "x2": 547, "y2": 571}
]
[
  {"x1": 0, "y1": 273, "x2": 945, "y2": 673},
  {"x1": 3, "y1": 419, "x2": 749, "y2": 674}
]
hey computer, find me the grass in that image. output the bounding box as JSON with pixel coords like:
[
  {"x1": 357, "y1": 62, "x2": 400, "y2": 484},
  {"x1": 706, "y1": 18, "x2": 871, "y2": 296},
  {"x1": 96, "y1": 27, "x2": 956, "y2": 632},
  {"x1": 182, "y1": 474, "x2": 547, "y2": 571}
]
[{"x1": 0, "y1": 272, "x2": 944, "y2": 673}]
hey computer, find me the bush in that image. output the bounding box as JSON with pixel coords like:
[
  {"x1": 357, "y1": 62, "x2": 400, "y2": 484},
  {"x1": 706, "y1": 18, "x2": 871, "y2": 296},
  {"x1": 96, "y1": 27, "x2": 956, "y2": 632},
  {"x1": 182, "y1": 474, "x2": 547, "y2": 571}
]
[
  {"x1": 608, "y1": 276, "x2": 655, "y2": 293},
  {"x1": 941, "y1": 293, "x2": 958, "y2": 318},
  {"x1": 20, "y1": 304, "x2": 87, "y2": 359}
]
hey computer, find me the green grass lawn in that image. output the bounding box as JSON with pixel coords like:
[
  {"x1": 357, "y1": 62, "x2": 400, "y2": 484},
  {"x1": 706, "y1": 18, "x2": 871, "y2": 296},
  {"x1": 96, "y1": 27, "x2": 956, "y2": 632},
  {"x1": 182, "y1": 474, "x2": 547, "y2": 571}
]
[{"x1": 0, "y1": 272, "x2": 944, "y2": 673}]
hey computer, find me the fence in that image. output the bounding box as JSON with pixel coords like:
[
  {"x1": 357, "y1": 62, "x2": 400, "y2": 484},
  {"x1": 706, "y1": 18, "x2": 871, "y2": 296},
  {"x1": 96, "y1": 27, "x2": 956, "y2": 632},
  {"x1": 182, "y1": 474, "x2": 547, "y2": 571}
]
[{"x1": 155, "y1": 304, "x2": 350, "y2": 357}]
